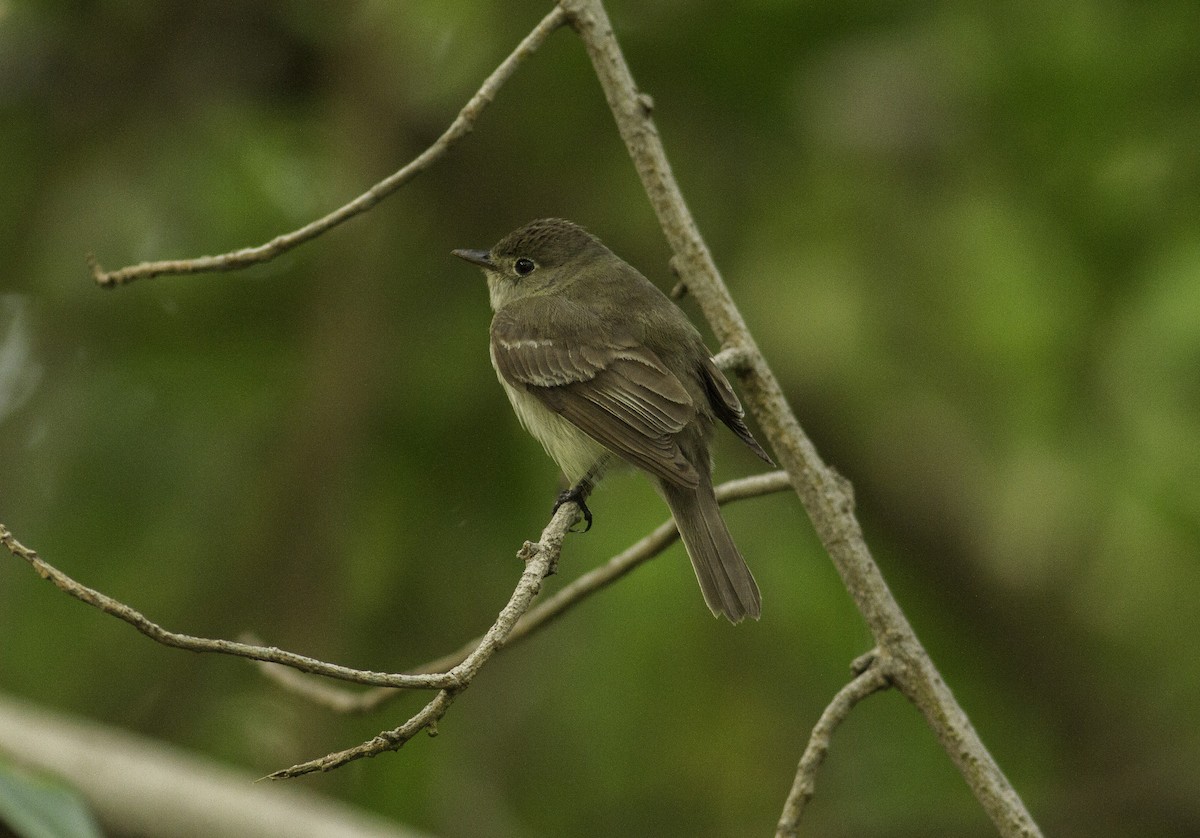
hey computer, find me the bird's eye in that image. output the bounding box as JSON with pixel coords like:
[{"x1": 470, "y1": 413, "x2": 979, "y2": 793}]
[{"x1": 514, "y1": 257, "x2": 536, "y2": 276}]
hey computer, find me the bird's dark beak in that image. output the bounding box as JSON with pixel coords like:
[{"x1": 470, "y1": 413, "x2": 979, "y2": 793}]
[{"x1": 452, "y1": 248, "x2": 495, "y2": 270}]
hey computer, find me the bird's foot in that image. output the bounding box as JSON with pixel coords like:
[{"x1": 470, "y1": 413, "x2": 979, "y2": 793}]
[{"x1": 553, "y1": 484, "x2": 593, "y2": 533}]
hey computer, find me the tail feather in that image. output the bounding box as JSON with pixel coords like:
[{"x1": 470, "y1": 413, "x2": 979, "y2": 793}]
[{"x1": 660, "y1": 477, "x2": 761, "y2": 623}]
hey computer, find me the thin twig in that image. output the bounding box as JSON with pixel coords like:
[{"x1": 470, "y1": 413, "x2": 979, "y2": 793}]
[
  {"x1": 256, "y1": 471, "x2": 794, "y2": 714},
  {"x1": 559, "y1": 1, "x2": 1043, "y2": 834},
  {"x1": 0, "y1": 524, "x2": 456, "y2": 690},
  {"x1": 775, "y1": 651, "x2": 892, "y2": 837},
  {"x1": 87, "y1": 6, "x2": 568, "y2": 288},
  {"x1": 711, "y1": 345, "x2": 755, "y2": 374},
  {"x1": 266, "y1": 690, "x2": 456, "y2": 781},
  {"x1": 3, "y1": 492, "x2": 576, "y2": 781},
  {"x1": 0, "y1": 490, "x2": 574, "y2": 698},
  {"x1": 265, "y1": 502, "x2": 578, "y2": 779}
]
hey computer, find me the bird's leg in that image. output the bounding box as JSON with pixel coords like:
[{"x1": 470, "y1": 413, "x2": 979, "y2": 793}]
[
  {"x1": 553, "y1": 481, "x2": 593, "y2": 533},
  {"x1": 553, "y1": 457, "x2": 610, "y2": 533}
]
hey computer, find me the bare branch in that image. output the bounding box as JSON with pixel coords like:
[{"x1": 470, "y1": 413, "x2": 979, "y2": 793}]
[
  {"x1": 0, "y1": 524, "x2": 455, "y2": 690},
  {"x1": 711, "y1": 345, "x2": 755, "y2": 374},
  {"x1": 3, "y1": 489, "x2": 577, "y2": 782},
  {"x1": 255, "y1": 471, "x2": 794, "y2": 714},
  {"x1": 559, "y1": 1, "x2": 1043, "y2": 834},
  {"x1": 88, "y1": 6, "x2": 568, "y2": 288},
  {"x1": 0, "y1": 490, "x2": 572, "y2": 695},
  {"x1": 266, "y1": 502, "x2": 578, "y2": 779},
  {"x1": 266, "y1": 690, "x2": 456, "y2": 781},
  {"x1": 776, "y1": 651, "x2": 892, "y2": 837}
]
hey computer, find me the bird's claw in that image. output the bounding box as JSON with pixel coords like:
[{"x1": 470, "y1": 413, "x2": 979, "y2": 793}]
[{"x1": 553, "y1": 486, "x2": 593, "y2": 533}]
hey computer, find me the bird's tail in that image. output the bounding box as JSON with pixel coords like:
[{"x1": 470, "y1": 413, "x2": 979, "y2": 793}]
[{"x1": 660, "y1": 476, "x2": 761, "y2": 623}]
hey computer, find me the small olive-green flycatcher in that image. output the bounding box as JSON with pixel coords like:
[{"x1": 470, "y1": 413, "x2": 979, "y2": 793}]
[{"x1": 453, "y1": 218, "x2": 772, "y2": 622}]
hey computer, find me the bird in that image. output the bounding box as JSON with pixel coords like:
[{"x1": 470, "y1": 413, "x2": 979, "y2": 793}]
[{"x1": 453, "y1": 218, "x2": 772, "y2": 622}]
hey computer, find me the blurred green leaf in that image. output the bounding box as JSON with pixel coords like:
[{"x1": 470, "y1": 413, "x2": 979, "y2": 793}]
[{"x1": 0, "y1": 762, "x2": 103, "y2": 838}]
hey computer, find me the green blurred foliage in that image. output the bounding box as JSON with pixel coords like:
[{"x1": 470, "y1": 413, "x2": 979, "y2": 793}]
[
  {"x1": 1, "y1": 1, "x2": 1198, "y2": 836},
  {"x1": 0, "y1": 760, "x2": 103, "y2": 838}
]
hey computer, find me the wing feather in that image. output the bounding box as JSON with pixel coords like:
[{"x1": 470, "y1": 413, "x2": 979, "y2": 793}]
[
  {"x1": 699, "y1": 355, "x2": 774, "y2": 465},
  {"x1": 491, "y1": 306, "x2": 701, "y2": 487}
]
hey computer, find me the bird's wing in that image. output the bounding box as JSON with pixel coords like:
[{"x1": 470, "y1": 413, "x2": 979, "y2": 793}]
[
  {"x1": 491, "y1": 305, "x2": 700, "y2": 488},
  {"x1": 698, "y1": 355, "x2": 775, "y2": 465}
]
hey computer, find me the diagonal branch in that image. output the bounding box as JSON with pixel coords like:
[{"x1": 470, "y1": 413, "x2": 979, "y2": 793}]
[
  {"x1": 254, "y1": 470, "x2": 794, "y2": 714},
  {"x1": 775, "y1": 650, "x2": 892, "y2": 837},
  {"x1": 559, "y1": 1, "x2": 1042, "y2": 835},
  {"x1": 3, "y1": 499, "x2": 577, "y2": 781},
  {"x1": 2, "y1": 474, "x2": 789, "y2": 712},
  {"x1": 0, "y1": 524, "x2": 455, "y2": 690},
  {"x1": 265, "y1": 501, "x2": 577, "y2": 779},
  {"x1": 3, "y1": 471, "x2": 787, "y2": 779},
  {"x1": 88, "y1": 5, "x2": 568, "y2": 288}
]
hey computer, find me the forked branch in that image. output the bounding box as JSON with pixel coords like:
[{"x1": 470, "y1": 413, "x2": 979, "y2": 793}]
[
  {"x1": 776, "y1": 651, "x2": 892, "y2": 836},
  {"x1": 267, "y1": 505, "x2": 573, "y2": 779},
  {"x1": 253, "y1": 471, "x2": 793, "y2": 714},
  {"x1": 2, "y1": 473, "x2": 793, "y2": 775}
]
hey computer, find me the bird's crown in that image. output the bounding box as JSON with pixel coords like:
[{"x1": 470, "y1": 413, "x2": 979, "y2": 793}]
[{"x1": 492, "y1": 218, "x2": 604, "y2": 267}]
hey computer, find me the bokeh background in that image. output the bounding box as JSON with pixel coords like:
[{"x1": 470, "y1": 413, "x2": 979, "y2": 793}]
[{"x1": 2, "y1": 1, "x2": 1198, "y2": 836}]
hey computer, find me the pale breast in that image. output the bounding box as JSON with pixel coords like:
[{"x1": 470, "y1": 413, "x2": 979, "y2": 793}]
[{"x1": 493, "y1": 366, "x2": 610, "y2": 483}]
